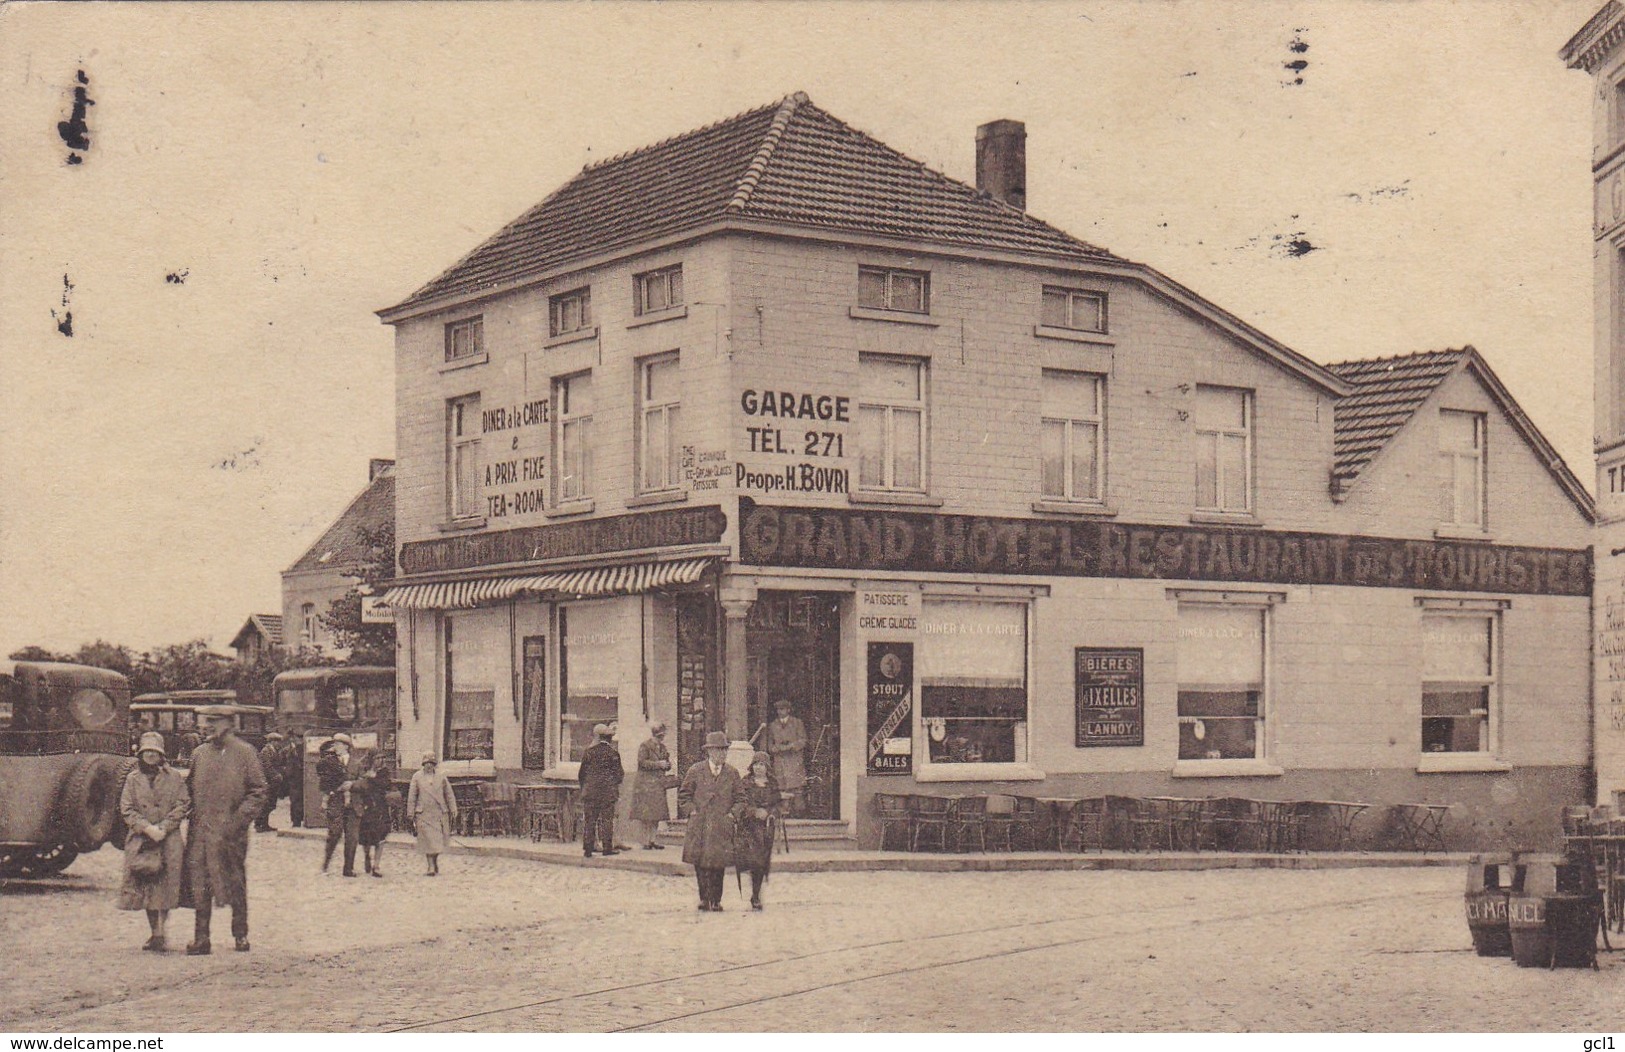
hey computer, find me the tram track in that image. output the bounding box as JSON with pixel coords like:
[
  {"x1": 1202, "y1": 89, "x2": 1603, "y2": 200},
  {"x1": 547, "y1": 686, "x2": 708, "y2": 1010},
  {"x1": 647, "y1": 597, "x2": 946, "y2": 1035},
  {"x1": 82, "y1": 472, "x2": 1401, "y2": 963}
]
[{"x1": 389, "y1": 884, "x2": 1454, "y2": 1032}]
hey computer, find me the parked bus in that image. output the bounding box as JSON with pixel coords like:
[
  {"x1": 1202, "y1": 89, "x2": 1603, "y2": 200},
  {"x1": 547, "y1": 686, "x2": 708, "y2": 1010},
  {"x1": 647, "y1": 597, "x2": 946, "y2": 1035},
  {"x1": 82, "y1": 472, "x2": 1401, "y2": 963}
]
[
  {"x1": 129, "y1": 691, "x2": 273, "y2": 765},
  {"x1": 0, "y1": 660, "x2": 134, "y2": 878},
  {"x1": 272, "y1": 666, "x2": 396, "y2": 828}
]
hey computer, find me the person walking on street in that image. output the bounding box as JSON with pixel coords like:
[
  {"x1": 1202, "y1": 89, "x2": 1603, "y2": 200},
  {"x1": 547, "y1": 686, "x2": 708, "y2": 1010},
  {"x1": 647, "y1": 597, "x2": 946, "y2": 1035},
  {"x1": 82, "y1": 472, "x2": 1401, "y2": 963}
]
[
  {"x1": 629, "y1": 721, "x2": 673, "y2": 850},
  {"x1": 318, "y1": 733, "x2": 361, "y2": 876},
  {"x1": 181, "y1": 706, "x2": 269, "y2": 955},
  {"x1": 254, "y1": 732, "x2": 286, "y2": 832},
  {"x1": 765, "y1": 699, "x2": 807, "y2": 816},
  {"x1": 284, "y1": 735, "x2": 306, "y2": 828},
  {"x1": 578, "y1": 724, "x2": 623, "y2": 857},
  {"x1": 357, "y1": 753, "x2": 393, "y2": 877},
  {"x1": 735, "y1": 751, "x2": 781, "y2": 911},
  {"x1": 118, "y1": 732, "x2": 190, "y2": 951},
  {"x1": 679, "y1": 731, "x2": 744, "y2": 911},
  {"x1": 407, "y1": 753, "x2": 456, "y2": 876}
]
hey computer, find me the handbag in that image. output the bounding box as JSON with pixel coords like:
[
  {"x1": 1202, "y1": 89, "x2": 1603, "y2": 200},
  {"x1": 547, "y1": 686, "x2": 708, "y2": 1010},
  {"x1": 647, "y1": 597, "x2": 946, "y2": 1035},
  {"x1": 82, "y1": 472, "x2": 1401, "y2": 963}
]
[{"x1": 129, "y1": 836, "x2": 164, "y2": 880}]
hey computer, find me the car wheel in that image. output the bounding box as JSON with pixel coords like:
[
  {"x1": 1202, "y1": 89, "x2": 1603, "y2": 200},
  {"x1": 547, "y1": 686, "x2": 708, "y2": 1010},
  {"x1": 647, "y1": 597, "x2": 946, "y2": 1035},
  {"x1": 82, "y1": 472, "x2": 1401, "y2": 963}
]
[{"x1": 62, "y1": 756, "x2": 120, "y2": 851}]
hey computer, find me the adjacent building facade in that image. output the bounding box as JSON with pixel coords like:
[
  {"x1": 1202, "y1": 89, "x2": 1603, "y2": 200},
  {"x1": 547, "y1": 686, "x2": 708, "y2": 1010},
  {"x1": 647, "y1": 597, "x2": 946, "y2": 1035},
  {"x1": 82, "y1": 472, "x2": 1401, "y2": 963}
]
[
  {"x1": 281, "y1": 458, "x2": 396, "y2": 657},
  {"x1": 1565, "y1": 3, "x2": 1625, "y2": 812},
  {"x1": 379, "y1": 94, "x2": 1592, "y2": 848}
]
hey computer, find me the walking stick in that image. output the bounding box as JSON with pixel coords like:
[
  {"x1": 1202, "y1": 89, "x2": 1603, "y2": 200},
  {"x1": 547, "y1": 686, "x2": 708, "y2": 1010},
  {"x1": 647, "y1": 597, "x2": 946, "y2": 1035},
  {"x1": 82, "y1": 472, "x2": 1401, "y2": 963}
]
[{"x1": 777, "y1": 811, "x2": 789, "y2": 854}]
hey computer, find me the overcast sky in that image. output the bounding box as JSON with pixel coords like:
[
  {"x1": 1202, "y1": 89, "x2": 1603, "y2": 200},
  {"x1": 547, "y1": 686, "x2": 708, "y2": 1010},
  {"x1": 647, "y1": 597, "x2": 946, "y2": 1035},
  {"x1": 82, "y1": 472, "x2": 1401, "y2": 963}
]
[{"x1": 0, "y1": 0, "x2": 1604, "y2": 655}]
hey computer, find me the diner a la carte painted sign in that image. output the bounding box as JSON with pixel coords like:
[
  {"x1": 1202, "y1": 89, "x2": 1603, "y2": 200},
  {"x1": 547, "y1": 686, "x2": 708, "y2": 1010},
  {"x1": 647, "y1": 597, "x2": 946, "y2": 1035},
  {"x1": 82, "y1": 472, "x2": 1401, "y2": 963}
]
[
  {"x1": 400, "y1": 505, "x2": 727, "y2": 574},
  {"x1": 737, "y1": 498, "x2": 1591, "y2": 596}
]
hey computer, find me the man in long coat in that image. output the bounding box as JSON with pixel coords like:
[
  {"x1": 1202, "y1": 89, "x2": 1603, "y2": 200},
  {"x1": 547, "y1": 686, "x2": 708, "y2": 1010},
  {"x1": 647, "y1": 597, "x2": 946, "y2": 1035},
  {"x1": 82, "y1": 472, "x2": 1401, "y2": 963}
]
[
  {"x1": 578, "y1": 724, "x2": 624, "y2": 857},
  {"x1": 678, "y1": 731, "x2": 744, "y2": 911},
  {"x1": 183, "y1": 706, "x2": 269, "y2": 954},
  {"x1": 254, "y1": 732, "x2": 286, "y2": 831}
]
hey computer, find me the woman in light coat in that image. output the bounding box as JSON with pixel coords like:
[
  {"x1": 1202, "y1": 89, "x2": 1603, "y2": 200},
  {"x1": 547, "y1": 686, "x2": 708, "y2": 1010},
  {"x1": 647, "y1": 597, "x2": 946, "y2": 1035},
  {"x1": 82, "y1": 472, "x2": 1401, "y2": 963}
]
[
  {"x1": 406, "y1": 753, "x2": 457, "y2": 876},
  {"x1": 628, "y1": 722, "x2": 673, "y2": 849},
  {"x1": 118, "y1": 732, "x2": 191, "y2": 951}
]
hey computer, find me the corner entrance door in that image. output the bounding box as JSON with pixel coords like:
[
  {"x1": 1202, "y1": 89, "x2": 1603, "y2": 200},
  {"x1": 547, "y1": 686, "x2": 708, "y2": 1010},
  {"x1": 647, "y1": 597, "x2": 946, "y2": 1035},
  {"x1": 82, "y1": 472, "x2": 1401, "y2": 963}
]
[{"x1": 745, "y1": 591, "x2": 841, "y2": 820}]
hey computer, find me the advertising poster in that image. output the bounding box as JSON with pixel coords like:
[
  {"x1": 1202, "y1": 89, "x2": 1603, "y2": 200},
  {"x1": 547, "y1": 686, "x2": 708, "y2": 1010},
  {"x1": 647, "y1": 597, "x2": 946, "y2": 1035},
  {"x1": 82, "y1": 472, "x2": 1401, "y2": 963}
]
[
  {"x1": 1074, "y1": 646, "x2": 1145, "y2": 747},
  {"x1": 866, "y1": 641, "x2": 914, "y2": 774}
]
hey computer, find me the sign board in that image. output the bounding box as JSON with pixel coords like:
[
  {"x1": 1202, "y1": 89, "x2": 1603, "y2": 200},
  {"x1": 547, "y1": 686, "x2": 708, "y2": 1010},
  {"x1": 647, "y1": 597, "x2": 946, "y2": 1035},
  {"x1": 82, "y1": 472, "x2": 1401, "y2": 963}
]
[
  {"x1": 361, "y1": 595, "x2": 395, "y2": 624},
  {"x1": 739, "y1": 498, "x2": 1591, "y2": 597},
  {"x1": 1074, "y1": 647, "x2": 1145, "y2": 747},
  {"x1": 400, "y1": 504, "x2": 727, "y2": 575},
  {"x1": 866, "y1": 641, "x2": 914, "y2": 775},
  {"x1": 856, "y1": 589, "x2": 920, "y2": 637}
]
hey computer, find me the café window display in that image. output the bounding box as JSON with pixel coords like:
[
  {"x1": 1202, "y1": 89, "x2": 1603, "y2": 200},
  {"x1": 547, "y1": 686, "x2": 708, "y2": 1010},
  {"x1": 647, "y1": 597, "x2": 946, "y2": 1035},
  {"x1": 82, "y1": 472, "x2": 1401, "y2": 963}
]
[
  {"x1": 559, "y1": 602, "x2": 620, "y2": 764},
  {"x1": 443, "y1": 614, "x2": 496, "y2": 761},
  {"x1": 1176, "y1": 603, "x2": 1267, "y2": 761},
  {"x1": 1421, "y1": 610, "x2": 1498, "y2": 755},
  {"x1": 919, "y1": 600, "x2": 1028, "y2": 764}
]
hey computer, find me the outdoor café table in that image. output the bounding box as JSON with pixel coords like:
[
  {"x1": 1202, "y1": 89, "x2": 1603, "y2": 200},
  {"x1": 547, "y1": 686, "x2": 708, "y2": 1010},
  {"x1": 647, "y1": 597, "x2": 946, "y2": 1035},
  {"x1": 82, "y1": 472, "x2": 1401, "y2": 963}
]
[
  {"x1": 1035, "y1": 798, "x2": 1078, "y2": 851},
  {"x1": 1145, "y1": 796, "x2": 1209, "y2": 852},
  {"x1": 1298, "y1": 800, "x2": 1368, "y2": 852},
  {"x1": 1391, "y1": 802, "x2": 1450, "y2": 853}
]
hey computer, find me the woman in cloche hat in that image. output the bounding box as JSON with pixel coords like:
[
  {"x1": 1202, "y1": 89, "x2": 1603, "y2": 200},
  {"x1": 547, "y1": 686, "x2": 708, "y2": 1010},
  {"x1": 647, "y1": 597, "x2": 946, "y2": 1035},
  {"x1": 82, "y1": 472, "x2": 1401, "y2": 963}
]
[
  {"x1": 406, "y1": 752, "x2": 458, "y2": 876},
  {"x1": 117, "y1": 731, "x2": 191, "y2": 951}
]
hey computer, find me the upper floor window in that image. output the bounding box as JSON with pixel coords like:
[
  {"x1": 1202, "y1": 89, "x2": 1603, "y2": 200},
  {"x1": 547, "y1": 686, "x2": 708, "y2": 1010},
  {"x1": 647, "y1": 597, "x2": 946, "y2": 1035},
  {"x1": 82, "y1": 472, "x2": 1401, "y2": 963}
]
[
  {"x1": 554, "y1": 372, "x2": 593, "y2": 503},
  {"x1": 634, "y1": 265, "x2": 683, "y2": 316},
  {"x1": 549, "y1": 287, "x2": 592, "y2": 337},
  {"x1": 858, "y1": 266, "x2": 929, "y2": 314},
  {"x1": 1422, "y1": 611, "x2": 1498, "y2": 755},
  {"x1": 638, "y1": 355, "x2": 681, "y2": 492},
  {"x1": 1439, "y1": 409, "x2": 1486, "y2": 529},
  {"x1": 1194, "y1": 385, "x2": 1252, "y2": 514},
  {"x1": 445, "y1": 316, "x2": 484, "y2": 363},
  {"x1": 300, "y1": 603, "x2": 316, "y2": 647},
  {"x1": 447, "y1": 394, "x2": 482, "y2": 521},
  {"x1": 1041, "y1": 370, "x2": 1104, "y2": 502},
  {"x1": 858, "y1": 355, "x2": 926, "y2": 492},
  {"x1": 1041, "y1": 286, "x2": 1107, "y2": 334}
]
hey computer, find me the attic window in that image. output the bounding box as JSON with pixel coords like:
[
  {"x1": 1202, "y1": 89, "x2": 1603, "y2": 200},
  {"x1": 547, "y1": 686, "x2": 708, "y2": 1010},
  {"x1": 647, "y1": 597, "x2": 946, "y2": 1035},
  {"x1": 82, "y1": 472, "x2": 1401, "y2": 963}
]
[
  {"x1": 445, "y1": 316, "x2": 484, "y2": 363},
  {"x1": 858, "y1": 266, "x2": 929, "y2": 314}
]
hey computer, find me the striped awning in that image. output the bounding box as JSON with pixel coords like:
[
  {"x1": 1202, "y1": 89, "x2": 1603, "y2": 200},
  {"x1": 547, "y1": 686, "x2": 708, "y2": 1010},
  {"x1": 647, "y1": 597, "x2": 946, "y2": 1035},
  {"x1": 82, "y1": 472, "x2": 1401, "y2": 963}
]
[{"x1": 380, "y1": 557, "x2": 713, "y2": 610}]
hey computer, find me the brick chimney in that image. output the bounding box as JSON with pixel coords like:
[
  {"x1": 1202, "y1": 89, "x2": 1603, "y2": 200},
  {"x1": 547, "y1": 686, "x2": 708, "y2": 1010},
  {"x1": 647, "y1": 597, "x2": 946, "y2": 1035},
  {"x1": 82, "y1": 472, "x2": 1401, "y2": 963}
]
[
  {"x1": 976, "y1": 119, "x2": 1026, "y2": 210},
  {"x1": 369, "y1": 458, "x2": 395, "y2": 482}
]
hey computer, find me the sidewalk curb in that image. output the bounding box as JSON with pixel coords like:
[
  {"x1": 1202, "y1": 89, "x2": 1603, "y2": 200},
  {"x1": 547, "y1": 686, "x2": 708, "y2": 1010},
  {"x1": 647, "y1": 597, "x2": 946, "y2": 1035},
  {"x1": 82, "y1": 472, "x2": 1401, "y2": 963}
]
[{"x1": 271, "y1": 827, "x2": 1472, "y2": 874}]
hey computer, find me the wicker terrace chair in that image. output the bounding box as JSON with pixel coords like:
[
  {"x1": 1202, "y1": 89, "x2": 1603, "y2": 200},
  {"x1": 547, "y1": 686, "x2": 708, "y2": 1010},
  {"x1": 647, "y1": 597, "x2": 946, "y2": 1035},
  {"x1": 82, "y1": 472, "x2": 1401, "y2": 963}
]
[
  {"x1": 522, "y1": 786, "x2": 569, "y2": 842},
  {"x1": 477, "y1": 781, "x2": 517, "y2": 837},
  {"x1": 909, "y1": 795, "x2": 954, "y2": 852},
  {"x1": 950, "y1": 795, "x2": 989, "y2": 853},
  {"x1": 873, "y1": 792, "x2": 914, "y2": 851},
  {"x1": 1064, "y1": 798, "x2": 1109, "y2": 852},
  {"x1": 982, "y1": 793, "x2": 1020, "y2": 852}
]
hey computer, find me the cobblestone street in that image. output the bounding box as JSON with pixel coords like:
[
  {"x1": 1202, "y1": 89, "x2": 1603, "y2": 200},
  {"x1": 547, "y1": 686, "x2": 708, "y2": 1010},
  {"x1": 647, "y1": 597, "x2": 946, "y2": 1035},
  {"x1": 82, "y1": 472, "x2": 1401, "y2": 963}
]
[{"x1": 1, "y1": 818, "x2": 1621, "y2": 1033}]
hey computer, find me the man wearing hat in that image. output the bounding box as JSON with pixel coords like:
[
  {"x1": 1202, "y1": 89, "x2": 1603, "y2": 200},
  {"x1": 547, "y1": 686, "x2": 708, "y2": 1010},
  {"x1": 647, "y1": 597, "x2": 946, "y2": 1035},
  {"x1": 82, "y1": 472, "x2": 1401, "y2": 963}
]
[
  {"x1": 254, "y1": 732, "x2": 287, "y2": 832},
  {"x1": 577, "y1": 724, "x2": 624, "y2": 858},
  {"x1": 181, "y1": 705, "x2": 268, "y2": 955},
  {"x1": 678, "y1": 731, "x2": 744, "y2": 911},
  {"x1": 318, "y1": 732, "x2": 362, "y2": 876}
]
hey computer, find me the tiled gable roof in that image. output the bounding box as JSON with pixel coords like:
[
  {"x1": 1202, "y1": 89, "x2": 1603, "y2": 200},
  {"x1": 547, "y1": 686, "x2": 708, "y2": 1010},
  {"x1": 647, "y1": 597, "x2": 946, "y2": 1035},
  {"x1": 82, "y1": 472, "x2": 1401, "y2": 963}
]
[
  {"x1": 1327, "y1": 349, "x2": 1464, "y2": 487},
  {"x1": 231, "y1": 614, "x2": 283, "y2": 651},
  {"x1": 1329, "y1": 347, "x2": 1592, "y2": 520},
  {"x1": 286, "y1": 470, "x2": 395, "y2": 576},
  {"x1": 386, "y1": 93, "x2": 1118, "y2": 315}
]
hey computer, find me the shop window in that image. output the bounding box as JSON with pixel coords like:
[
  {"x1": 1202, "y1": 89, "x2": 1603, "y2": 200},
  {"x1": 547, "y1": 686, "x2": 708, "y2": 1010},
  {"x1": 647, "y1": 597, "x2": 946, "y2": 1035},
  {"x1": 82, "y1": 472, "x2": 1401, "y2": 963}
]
[
  {"x1": 1194, "y1": 385, "x2": 1252, "y2": 514},
  {"x1": 634, "y1": 265, "x2": 683, "y2": 315},
  {"x1": 858, "y1": 265, "x2": 929, "y2": 314},
  {"x1": 444, "y1": 316, "x2": 483, "y2": 363},
  {"x1": 637, "y1": 354, "x2": 681, "y2": 492},
  {"x1": 858, "y1": 355, "x2": 927, "y2": 492},
  {"x1": 447, "y1": 394, "x2": 482, "y2": 521},
  {"x1": 1041, "y1": 370, "x2": 1104, "y2": 502},
  {"x1": 549, "y1": 286, "x2": 592, "y2": 337},
  {"x1": 1041, "y1": 286, "x2": 1107, "y2": 333},
  {"x1": 1177, "y1": 604, "x2": 1266, "y2": 761},
  {"x1": 1439, "y1": 409, "x2": 1486, "y2": 529},
  {"x1": 559, "y1": 604, "x2": 620, "y2": 765},
  {"x1": 443, "y1": 615, "x2": 495, "y2": 761},
  {"x1": 554, "y1": 371, "x2": 593, "y2": 503},
  {"x1": 1422, "y1": 611, "x2": 1497, "y2": 754},
  {"x1": 919, "y1": 600, "x2": 1028, "y2": 765}
]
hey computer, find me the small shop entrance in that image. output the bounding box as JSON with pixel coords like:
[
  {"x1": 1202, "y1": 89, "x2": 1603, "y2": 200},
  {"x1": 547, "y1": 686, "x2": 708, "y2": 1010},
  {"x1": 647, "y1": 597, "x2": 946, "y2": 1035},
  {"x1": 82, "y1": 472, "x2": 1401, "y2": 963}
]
[{"x1": 746, "y1": 591, "x2": 842, "y2": 820}]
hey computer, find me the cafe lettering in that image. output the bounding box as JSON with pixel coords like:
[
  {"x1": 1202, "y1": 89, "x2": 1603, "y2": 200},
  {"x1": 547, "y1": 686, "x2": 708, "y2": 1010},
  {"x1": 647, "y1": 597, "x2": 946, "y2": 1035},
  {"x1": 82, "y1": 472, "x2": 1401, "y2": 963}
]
[{"x1": 739, "y1": 498, "x2": 1591, "y2": 597}]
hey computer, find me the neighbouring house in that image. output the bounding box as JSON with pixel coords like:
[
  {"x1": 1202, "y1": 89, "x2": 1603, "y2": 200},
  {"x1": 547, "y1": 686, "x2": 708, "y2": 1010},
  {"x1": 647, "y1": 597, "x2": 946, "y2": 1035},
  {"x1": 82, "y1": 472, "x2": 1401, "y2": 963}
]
[
  {"x1": 229, "y1": 614, "x2": 283, "y2": 665},
  {"x1": 281, "y1": 458, "x2": 395, "y2": 659}
]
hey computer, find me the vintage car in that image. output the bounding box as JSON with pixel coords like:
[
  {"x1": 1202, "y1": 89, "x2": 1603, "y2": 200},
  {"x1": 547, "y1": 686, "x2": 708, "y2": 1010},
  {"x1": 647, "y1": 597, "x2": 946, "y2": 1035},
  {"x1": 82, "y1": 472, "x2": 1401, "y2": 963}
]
[
  {"x1": 0, "y1": 660, "x2": 134, "y2": 878},
  {"x1": 129, "y1": 691, "x2": 273, "y2": 765},
  {"x1": 272, "y1": 666, "x2": 396, "y2": 828}
]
